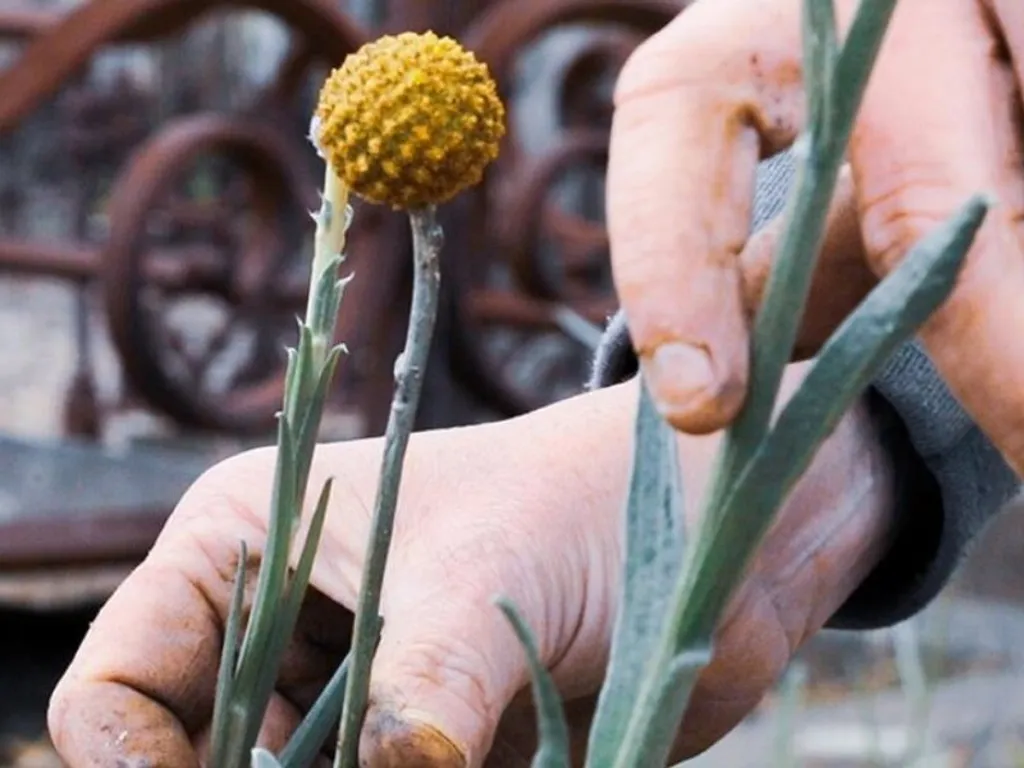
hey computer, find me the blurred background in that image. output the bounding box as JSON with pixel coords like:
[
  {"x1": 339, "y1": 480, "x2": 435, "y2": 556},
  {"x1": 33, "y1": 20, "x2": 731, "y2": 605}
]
[{"x1": 1, "y1": 1, "x2": 1024, "y2": 766}]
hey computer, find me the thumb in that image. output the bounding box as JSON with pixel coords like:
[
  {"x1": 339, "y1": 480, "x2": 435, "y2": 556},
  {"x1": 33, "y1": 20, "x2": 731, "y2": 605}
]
[
  {"x1": 607, "y1": 0, "x2": 803, "y2": 434},
  {"x1": 358, "y1": 529, "x2": 570, "y2": 767}
]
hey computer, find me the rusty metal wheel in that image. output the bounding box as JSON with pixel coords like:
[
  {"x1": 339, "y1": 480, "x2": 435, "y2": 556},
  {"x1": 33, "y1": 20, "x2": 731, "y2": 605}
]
[
  {"x1": 453, "y1": 129, "x2": 617, "y2": 413},
  {"x1": 439, "y1": 0, "x2": 687, "y2": 418},
  {"x1": 102, "y1": 113, "x2": 313, "y2": 433}
]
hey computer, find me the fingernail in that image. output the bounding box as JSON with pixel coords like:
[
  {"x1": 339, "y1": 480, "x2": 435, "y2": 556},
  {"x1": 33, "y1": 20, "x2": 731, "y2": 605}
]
[
  {"x1": 361, "y1": 707, "x2": 467, "y2": 768},
  {"x1": 645, "y1": 342, "x2": 719, "y2": 429}
]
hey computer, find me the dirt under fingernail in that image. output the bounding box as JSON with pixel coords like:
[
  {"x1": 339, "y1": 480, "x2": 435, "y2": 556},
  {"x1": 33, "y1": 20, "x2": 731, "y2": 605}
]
[{"x1": 360, "y1": 708, "x2": 466, "y2": 768}]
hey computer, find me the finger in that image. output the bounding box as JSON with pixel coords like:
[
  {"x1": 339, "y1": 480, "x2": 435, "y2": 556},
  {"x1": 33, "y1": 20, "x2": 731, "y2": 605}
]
[
  {"x1": 354, "y1": 388, "x2": 640, "y2": 767},
  {"x1": 607, "y1": 0, "x2": 805, "y2": 434},
  {"x1": 986, "y1": 0, "x2": 1024, "y2": 89},
  {"x1": 47, "y1": 503, "x2": 265, "y2": 767},
  {"x1": 47, "y1": 569, "x2": 220, "y2": 767},
  {"x1": 358, "y1": 489, "x2": 582, "y2": 767},
  {"x1": 47, "y1": 446, "x2": 366, "y2": 767},
  {"x1": 740, "y1": 166, "x2": 878, "y2": 359},
  {"x1": 845, "y1": 0, "x2": 1024, "y2": 474}
]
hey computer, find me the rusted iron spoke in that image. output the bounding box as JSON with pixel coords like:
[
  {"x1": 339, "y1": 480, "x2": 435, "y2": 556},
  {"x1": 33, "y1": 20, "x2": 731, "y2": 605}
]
[{"x1": 466, "y1": 287, "x2": 614, "y2": 329}]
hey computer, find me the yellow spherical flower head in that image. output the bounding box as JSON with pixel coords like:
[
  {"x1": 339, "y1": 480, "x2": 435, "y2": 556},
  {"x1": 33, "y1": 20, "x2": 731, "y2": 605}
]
[{"x1": 314, "y1": 31, "x2": 506, "y2": 210}]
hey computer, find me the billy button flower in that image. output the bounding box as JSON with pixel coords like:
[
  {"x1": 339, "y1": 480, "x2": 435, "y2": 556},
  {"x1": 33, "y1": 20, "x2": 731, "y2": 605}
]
[
  {"x1": 308, "y1": 31, "x2": 509, "y2": 768},
  {"x1": 203, "y1": 30, "x2": 509, "y2": 768},
  {"x1": 313, "y1": 30, "x2": 506, "y2": 210}
]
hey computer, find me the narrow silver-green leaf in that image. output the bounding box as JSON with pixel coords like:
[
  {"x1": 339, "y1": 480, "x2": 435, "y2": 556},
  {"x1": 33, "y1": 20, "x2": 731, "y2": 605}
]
[
  {"x1": 280, "y1": 653, "x2": 351, "y2": 768},
  {"x1": 742, "y1": 194, "x2": 989, "y2": 511},
  {"x1": 208, "y1": 540, "x2": 250, "y2": 768},
  {"x1": 284, "y1": 326, "x2": 316, "y2": 423},
  {"x1": 309, "y1": 255, "x2": 346, "y2": 340},
  {"x1": 609, "y1": 194, "x2": 985, "y2": 768},
  {"x1": 673, "y1": 194, "x2": 988, "y2": 652},
  {"x1": 236, "y1": 414, "x2": 298, "y2": 669},
  {"x1": 283, "y1": 478, "x2": 335, "y2": 624},
  {"x1": 704, "y1": 0, "x2": 898, "y2": 514},
  {"x1": 830, "y1": 0, "x2": 899, "y2": 141},
  {"x1": 585, "y1": 382, "x2": 686, "y2": 767},
  {"x1": 241, "y1": 478, "x2": 337, "y2": 754},
  {"x1": 294, "y1": 345, "x2": 346, "y2": 481},
  {"x1": 802, "y1": 0, "x2": 837, "y2": 140},
  {"x1": 608, "y1": 648, "x2": 711, "y2": 768},
  {"x1": 495, "y1": 597, "x2": 571, "y2": 768}
]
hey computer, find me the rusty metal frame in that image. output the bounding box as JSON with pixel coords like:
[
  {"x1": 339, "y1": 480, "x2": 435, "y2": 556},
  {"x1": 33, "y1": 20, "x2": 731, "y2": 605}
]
[
  {"x1": 0, "y1": 0, "x2": 693, "y2": 566},
  {"x1": 0, "y1": 508, "x2": 169, "y2": 570}
]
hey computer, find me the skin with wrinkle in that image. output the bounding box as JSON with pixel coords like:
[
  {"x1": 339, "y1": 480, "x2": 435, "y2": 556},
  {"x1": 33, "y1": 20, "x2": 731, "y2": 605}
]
[{"x1": 48, "y1": 364, "x2": 894, "y2": 767}]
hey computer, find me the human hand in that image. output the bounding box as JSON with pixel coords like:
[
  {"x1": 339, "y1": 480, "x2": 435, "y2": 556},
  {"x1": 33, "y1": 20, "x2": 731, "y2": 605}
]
[
  {"x1": 48, "y1": 366, "x2": 895, "y2": 767},
  {"x1": 608, "y1": 0, "x2": 1024, "y2": 473}
]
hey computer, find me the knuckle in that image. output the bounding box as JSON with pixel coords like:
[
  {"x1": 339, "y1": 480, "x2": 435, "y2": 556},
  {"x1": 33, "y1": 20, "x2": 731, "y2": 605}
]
[
  {"x1": 171, "y1": 446, "x2": 275, "y2": 530},
  {"x1": 395, "y1": 634, "x2": 497, "y2": 716},
  {"x1": 714, "y1": 575, "x2": 795, "y2": 688},
  {"x1": 859, "y1": 177, "x2": 960, "y2": 273}
]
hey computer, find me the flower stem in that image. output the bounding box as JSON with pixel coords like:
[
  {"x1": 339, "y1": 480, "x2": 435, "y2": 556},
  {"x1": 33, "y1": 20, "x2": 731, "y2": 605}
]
[{"x1": 334, "y1": 206, "x2": 444, "y2": 768}]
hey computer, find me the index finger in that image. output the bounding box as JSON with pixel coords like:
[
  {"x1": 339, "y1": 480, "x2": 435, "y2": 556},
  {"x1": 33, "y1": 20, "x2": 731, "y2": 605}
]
[
  {"x1": 46, "y1": 498, "x2": 262, "y2": 767},
  {"x1": 846, "y1": 0, "x2": 1024, "y2": 473},
  {"x1": 607, "y1": 0, "x2": 805, "y2": 433}
]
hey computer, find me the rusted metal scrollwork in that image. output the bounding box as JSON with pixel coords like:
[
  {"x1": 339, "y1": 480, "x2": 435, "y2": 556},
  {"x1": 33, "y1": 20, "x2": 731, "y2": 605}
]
[
  {"x1": 101, "y1": 115, "x2": 310, "y2": 432},
  {"x1": 0, "y1": 0, "x2": 371, "y2": 434},
  {"x1": 438, "y1": 0, "x2": 689, "y2": 415},
  {"x1": 0, "y1": 0, "x2": 693, "y2": 437}
]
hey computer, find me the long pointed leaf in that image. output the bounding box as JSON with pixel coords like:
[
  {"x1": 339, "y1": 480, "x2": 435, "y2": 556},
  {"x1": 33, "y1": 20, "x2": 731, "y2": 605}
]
[
  {"x1": 704, "y1": 0, "x2": 898, "y2": 513},
  {"x1": 676, "y1": 194, "x2": 989, "y2": 650},
  {"x1": 280, "y1": 653, "x2": 351, "y2": 768},
  {"x1": 237, "y1": 413, "x2": 297, "y2": 669},
  {"x1": 831, "y1": 0, "x2": 900, "y2": 137},
  {"x1": 585, "y1": 382, "x2": 686, "y2": 767},
  {"x1": 282, "y1": 325, "x2": 315, "y2": 431},
  {"x1": 208, "y1": 540, "x2": 250, "y2": 767},
  {"x1": 609, "y1": 648, "x2": 712, "y2": 768},
  {"x1": 607, "y1": 194, "x2": 986, "y2": 768},
  {"x1": 283, "y1": 478, "x2": 334, "y2": 622},
  {"x1": 242, "y1": 478, "x2": 337, "y2": 754},
  {"x1": 295, "y1": 345, "x2": 346, "y2": 482},
  {"x1": 802, "y1": 0, "x2": 837, "y2": 139},
  {"x1": 308, "y1": 255, "x2": 347, "y2": 343},
  {"x1": 495, "y1": 597, "x2": 571, "y2": 768}
]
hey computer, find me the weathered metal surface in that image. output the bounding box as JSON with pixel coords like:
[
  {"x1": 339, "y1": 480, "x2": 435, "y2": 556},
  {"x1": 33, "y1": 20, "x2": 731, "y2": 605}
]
[
  {"x1": 441, "y1": 0, "x2": 687, "y2": 413},
  {"x1": 101, "y1": 114, "x2": 312, "y2": 432},
  {"x1": 0, "y1": 0, "x2": 689, "y2": 440},
  {"x1": 0, "y1": 433, "x2": 214, "y2": 568}
]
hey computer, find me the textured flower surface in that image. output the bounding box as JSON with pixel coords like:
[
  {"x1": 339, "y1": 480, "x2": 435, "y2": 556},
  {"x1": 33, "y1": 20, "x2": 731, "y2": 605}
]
[{"x1": 314, "y1": 31, "x2": 506, "y2": 209}]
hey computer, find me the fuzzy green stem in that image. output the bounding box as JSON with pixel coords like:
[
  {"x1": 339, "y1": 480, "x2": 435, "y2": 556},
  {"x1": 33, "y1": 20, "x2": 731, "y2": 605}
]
[
  {"x1": 207, "y1": 163, "x2": 350, "y2": 768},
  {"x1": 335, "y1": 206, "x2": 444, "y2": 767},
  {"x1": 303, "y1": 167, "x2": 351, "y2": 375}
]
